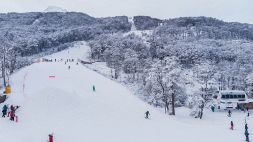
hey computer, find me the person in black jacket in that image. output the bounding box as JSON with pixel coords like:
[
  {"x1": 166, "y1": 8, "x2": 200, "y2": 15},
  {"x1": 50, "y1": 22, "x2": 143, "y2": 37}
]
[
  {"x1": 245, "y1": 123, "x2": 248, "y2": 131},
  {"x1": 145, "y1": 111, "x2": 150, "y2": 119},
  {"x1": 228, "y1": 110, "x2": 232, "y2": 117},
  {"x1": 245, "y1": 130, "x2": 249, "y2": 142},
  {"x1": 230, "y1": 121, "x2": 234, "y2": 130}
]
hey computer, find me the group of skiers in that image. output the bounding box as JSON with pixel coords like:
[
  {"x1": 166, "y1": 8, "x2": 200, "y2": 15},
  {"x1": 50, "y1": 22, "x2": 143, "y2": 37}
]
[
  {"x1": 63, "y1": 58, "x2": 79, "y2": 70},
  {"x1": 2, "y1": 104, "x2": 19, "y2": 122},
  {"x1": 64, "y1": 59, "x2": 75, "y2": 64},
  {"x1": 66, "y1": 59, "x2": 74, "y2": 62},
  {"x1": 227, "y1": 109, "x2": 251, "y2": 141},
  {"x1": 53, "y1": 58, "x2": 75, "y2": 62},
  {"x1": 228, "y1": 108, "x2": 250, "y2": 118},
  {"x1": 245, "y1": 123, "x2": 250, "y2": 142}
]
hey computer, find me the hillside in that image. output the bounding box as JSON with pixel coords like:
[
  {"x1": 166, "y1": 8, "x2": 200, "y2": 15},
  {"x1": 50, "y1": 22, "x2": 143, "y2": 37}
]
[
  {"x1": 88, "y1": 16, "x2": 253, "y2": 108},
  {"x1": 0, "y1": 12, "x2": 131, "y2": 57},
  {"x1": 0, "y1": 43, "x2": 252, "y2": 142},
  {"x1": 134, "y1": 16, "x2": 253, "y2": 41},
  {"x1": 1, "y1": 13, "x2": 253, "y2": 124}
]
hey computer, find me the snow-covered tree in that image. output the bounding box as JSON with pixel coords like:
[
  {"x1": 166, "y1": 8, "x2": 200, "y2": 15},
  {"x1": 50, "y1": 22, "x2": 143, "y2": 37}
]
[
  {"x1": 145, "y1": 57, "x2": 185, "y2": 115},
  {"x1": 0, "y1": 34, "x2": 18, "y2": 87}
]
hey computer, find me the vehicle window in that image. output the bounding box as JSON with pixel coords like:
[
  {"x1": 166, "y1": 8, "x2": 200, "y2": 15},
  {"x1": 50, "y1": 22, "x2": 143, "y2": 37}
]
[
  {"x1": 230, "y1": 95, "x2": 234, "y2": 99},
  {"x1": 226, "y1": 95, "x2": 229, "y2": 99},
  {"x1": 242, "y1": 95, "x2": 245, "y2": 98},
  {"x1": 238, "y1": 95, "x2": 242, "y2": 98},
  {"x1": 234, "y1": 95, "x2": 238, "y2": 98},
  {"x1": 221, "y1": 95, "x2": 225, "y2": 99}
]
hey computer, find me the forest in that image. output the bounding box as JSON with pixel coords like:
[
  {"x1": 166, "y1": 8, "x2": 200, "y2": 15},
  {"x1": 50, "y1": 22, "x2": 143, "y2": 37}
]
[{"x1": 1, "y1": 13, "x2": 253, "y2": 115}]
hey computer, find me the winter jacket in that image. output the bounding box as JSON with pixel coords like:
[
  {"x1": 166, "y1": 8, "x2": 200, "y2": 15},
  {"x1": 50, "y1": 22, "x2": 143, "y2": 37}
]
[
  {"x1": 2, "y1": 105, "x2": 8, "y2": 112},
  {"x1": 10, "y1": 111, "x2": 15, "y2": 118}
]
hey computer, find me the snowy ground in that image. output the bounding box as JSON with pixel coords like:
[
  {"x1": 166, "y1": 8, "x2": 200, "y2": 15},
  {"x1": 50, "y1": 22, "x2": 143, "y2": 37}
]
[{"x1": 0, "y1": 42, "x2": 252, "y2": 142}]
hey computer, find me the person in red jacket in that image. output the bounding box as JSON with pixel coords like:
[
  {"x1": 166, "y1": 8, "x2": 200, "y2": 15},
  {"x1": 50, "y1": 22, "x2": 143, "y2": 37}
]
[
  {"x1": 10, "y1": 111, "x2": 15, "y2": 121},
  {"x1": 49, "y1": 134, "x2": 53, "y2": 142}
]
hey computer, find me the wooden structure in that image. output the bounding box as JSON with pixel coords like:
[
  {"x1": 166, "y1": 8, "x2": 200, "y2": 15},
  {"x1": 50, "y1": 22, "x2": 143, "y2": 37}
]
[{"x1": 245, "y1": 101, "x2": 253, "y2": 109}]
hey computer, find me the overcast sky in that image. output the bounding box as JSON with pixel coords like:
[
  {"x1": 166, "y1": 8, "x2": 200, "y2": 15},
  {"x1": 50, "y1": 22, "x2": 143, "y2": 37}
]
[{"x1": 0, "y1": 0, "x2": 252, "y2": 24}]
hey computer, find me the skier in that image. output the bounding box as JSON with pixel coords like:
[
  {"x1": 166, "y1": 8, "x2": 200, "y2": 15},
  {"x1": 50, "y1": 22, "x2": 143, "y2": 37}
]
[
  {"x1": 10, "y1": 111, "x2": 15, "y2": 121},
  {"x1": 145, "y1": 111, "x2": 150, "y2": 119},
  {"x1": 245, "y1": 123, "x2": 248, "y2": 131},
  {"x1": 2, "y1": 104, "x2": 8, "y2": 117},
  {"x1": 245, "y1": 130, "x2": 249, "y2": 142},
  {"x1": 248, "y1": 112, "x2": 250, "y2": 117},
  {"x1": 49, "y1": 134, "x2": 53, "y2": 142},
  {"x1": 230, "y1": 121, "x2": 234, "y2": 130},
  {"x1": 211, "y1": 106, "x2": 215, "y2": 112},
  {"x1": 68, "y1": 66, "x2": 70, "y2": 70},
  {"x1": 228, "y1": 110, "x2": 232, "y2": 117},
  {"x1": 93, "y1": 85, "x2": 96, "y2": 92}
]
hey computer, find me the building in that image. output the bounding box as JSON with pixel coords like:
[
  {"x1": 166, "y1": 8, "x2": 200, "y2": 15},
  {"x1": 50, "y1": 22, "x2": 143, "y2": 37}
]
[{"x1": 216, "y1": 90, "x2": 248, "y2": 109}]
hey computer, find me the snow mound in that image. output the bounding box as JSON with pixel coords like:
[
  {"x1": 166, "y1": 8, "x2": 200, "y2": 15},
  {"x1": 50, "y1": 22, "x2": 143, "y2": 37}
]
[{"x1": 44, "y1": 6, "x2": 67, "y2": 13}]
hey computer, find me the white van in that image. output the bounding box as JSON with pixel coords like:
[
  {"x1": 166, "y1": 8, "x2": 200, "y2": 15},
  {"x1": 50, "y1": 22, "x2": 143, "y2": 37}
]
[{"x1": 216, "y1": 90, "x2": 248, "y2": 109}]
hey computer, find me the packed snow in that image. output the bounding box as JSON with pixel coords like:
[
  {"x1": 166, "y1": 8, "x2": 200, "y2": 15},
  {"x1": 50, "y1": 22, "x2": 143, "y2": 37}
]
[{"x1": 0, "y1": 42, "x2": 252, "y2": 142}]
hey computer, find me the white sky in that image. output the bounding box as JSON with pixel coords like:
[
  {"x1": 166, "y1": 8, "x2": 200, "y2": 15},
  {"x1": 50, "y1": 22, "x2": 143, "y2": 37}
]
[{"x1": 0, "y1": 0, "x2": 252, "y2": 24}]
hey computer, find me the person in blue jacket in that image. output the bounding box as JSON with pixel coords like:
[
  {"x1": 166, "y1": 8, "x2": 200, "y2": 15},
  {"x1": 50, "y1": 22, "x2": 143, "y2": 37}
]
[
  {"x1": 93, "y1": 85, "x2": 96, "y2": 92},
  {"x1": 2, "y1": 104, "x2": 8, "y2": 117}
]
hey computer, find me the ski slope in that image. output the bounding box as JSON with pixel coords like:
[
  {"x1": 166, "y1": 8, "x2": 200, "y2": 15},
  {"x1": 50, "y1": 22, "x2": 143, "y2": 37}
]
[{"x1": 0, "y1": 42, "x2": 252, "y2": 142}]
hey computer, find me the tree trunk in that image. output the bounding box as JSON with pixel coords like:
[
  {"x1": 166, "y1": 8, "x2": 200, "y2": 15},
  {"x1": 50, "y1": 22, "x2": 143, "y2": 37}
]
[
  {"x1": 110, "y1": 68, "x2": 113, "y2": 78},
  {"x1": 171, "y1": 92, "x2": 175, "y2": 115},
  {"x1": 165, "y1": 100, "x2": 169, "y2": 114},
  {"x1": 2, "y1": 61, "x2": 6, "y2": 87},
  {"x1": 227, "y1": 77, "x2": 230, "y2": 89},
  {"x1": 115, "y1": 70, "x2": 118, "y2": 79}
]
